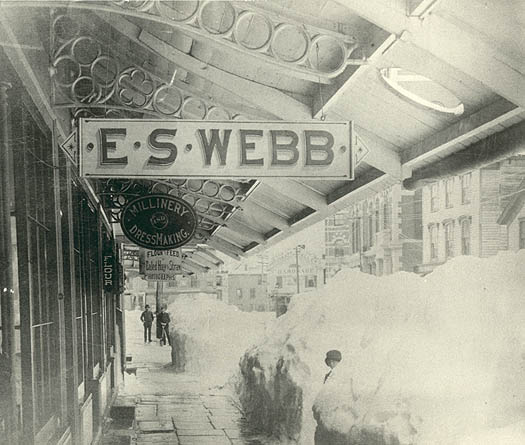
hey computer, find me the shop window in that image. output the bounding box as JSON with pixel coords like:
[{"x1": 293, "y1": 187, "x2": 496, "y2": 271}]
[
  {"x1": 250, "y1": 288, "x2": 256, "y2": 298},
  {"x1": 375, "y1": 204, "x2": 380, "y2": 233},
  {"x1": 445, "y1": 178, "x2": 454, "y2": 208},
  {"x1": 431, "y1": 183, "x2": 439, "y2": 212},
  {"x1": 430, "y1": 225, "x2": 438, "y2": 260},
  {"x1": 334, "y1": 239, "x2": 345, "y2": 257},
  {"x1": 461, "y1": 219, "x2": 471, "y2": 255},
  {"x1": 368, "y1": 204, "x2": 374, "y2": 247},
  {"x1": 444, "y1": 222, "x2": 454, "y2": 258},
  {"x1": 383, "y1": 200, "x2": 391, "y2": 231},
  {"x1": 305, "y1": 275, "x2": 317, "y2": 288},
  {"x1": 257, "y1": 305, "x2": 265, "y2": 311},
  {"x1": 461, "y1": 173, "x2": 472, "y2": 204},
  {"x1": 520, "y1": 219, "x2": 525, "y2": 249},
  {"x1": 333, "y1": 212, "x2": 345, "y2": 226}
]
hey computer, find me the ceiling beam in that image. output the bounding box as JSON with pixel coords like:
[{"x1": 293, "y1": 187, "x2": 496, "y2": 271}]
[
  {"x1": 189, "y1": 252, "x2": 219, "y2": 269},
  {"x1": 247, "y1": 170, "x2": 392, "y2": 255},
  {"x1": 206, "y1": 236, "x2": 245, "y2": 259},
  {"x1": 137, "y1": 29, "x2": 311, "y2": 120},
  {"x1": 239, "y1": 199, "x2": 290, "y2": 232},
  {"x1": 402, "y1": 99, "x2": 523, "y2": 167},
  {"x1": 195, "y1": 247, "x2": 224, "y2": 265},
  {"x1": 224, "y1": 219, "x2": 266, "y2": 245},
  {"x1": 183, "y1": 258, "x2": 208, "y2": 274},
  {"x1": 313, "y1": 33, "x2": 403, "y2": 178},
  {"x1": 355, "y1": 125, "x2": 402, "y2": 179},
  {"x1": 335, "y1": 0, "x2": 525, "y2": 109},
  {"x1": 403, "y1": 120, "x2": 525, "y2": 190},
  {"x1": 262, "y1": 179, "x2": 327, "y2": 210}
]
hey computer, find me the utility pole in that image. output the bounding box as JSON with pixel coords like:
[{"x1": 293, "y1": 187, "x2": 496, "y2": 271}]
[
  {"x1": 155, "y1": 281, "x2": 163, "y2": 311},
  {"x1": 295, "y1": 246, "x2": 301, "y2": 294}
]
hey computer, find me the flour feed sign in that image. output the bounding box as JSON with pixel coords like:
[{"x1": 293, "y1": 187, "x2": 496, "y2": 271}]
[
  {"x1": 120, "y1": 194, "x2": 197, "y2": 250},
  {"x1": 139, "y1": 249, "x2": 187, "y2": 281},
  {"x1": 79, "y1": 119, "x2": 353, "y2": 180}
]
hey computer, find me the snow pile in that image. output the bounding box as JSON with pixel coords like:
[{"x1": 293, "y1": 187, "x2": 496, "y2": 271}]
[
  {"x1": 237, "y1": 251, "x2": 525, "y2": 445},
  {"x1": 167, "y1": 295, "x2": 274, "y2": 387}
]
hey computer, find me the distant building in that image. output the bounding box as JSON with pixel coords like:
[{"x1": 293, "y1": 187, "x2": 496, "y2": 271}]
[
  {"x1": 324, "y1": 183, "x2": 422, "y2": 278},
  {"x1": 223, "y1": 254, "x2": 270, "y2": 312},
  {"x1": 227, "y1": 273, "x2": 269, "y2": 312},
  {"x1": 418, "y1": 156, "x2": 525, "y2": 273},
  {"x1": 123, "y1": 270, "x2": 221, "y2": 310},
  {"x1": 497, "y1": 177, "x2": 525, "y2": 251},
  {"x1": 268, "y1": 248, "x2": 324, "y2": 316}
]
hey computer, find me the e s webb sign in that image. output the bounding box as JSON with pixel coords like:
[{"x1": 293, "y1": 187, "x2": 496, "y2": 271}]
[{"x1": 79, "y1": 119, "x2": 353, "y2": 180}]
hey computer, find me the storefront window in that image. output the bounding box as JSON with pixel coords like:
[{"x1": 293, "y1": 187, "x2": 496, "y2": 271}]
[
  {"x1": 461, "y1": 219, "x2": 471, "y2": 255},
  {"x1": 430, "y1": 225, "x2": 438, "y2": 260},
  {"x1": 445, "y1": 222, "x2": 454, "y2": 258},
  {"x1": 461, "y1": 173, "x2": 472, "y2": 204}
]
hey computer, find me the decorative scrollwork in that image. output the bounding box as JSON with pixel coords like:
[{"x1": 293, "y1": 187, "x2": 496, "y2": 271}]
[
  {"x1": 51, "y1": 11, "x2": 246, "y2": 119},
  {"x1": 107, "y1": 0, "x2": 361, "y2": 81},
  {"x1": 95, "y1": 177, "x2": 251, "y2": 242}
]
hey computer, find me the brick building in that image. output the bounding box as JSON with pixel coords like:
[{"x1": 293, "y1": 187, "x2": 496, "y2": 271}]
[{"x1": 325, "y1": 184, "x2": 422, "y2": 278}]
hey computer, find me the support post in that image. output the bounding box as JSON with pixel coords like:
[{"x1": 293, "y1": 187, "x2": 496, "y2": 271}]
[
  {"x1": 295, "y1": 246, "x2": 300, "y2": 294},
  {"x1": 0, "y1": 80, "x2": 17, "y2": 443}
]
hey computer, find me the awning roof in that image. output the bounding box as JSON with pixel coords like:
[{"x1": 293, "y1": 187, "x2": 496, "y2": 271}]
[{"x1": 1, "y1": 0, "x2": 524, "y2": 267}]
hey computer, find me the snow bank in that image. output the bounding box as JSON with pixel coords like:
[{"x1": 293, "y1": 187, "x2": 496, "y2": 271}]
[
  {"x1": 167, "y1": 295, "x2": 274, "y2": 387},
  {"x1": 237, "y1": 251, "x2": 525, "y2": 445}
]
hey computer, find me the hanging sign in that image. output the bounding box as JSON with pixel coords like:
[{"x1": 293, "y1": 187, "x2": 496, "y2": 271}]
[
  {"x1": 102, "y1": 244, "x2": 115, "y2": 293},
  {"x1": 79, "y1": 118, "x2": 353, "y2": 180},
  {"x1": 120, "y1": 194, "x2": 197, "y2": 250},
  {"x1": 139, "y1": 248, "x2": 187, "y2": 281}
]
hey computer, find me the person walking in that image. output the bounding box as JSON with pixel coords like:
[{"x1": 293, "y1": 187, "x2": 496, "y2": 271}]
[
  {"x1": 156, "y1": 306, "x2": 171, "y2": 346},
  {"x1": 140, "y1": 305, "x2": 154, "y2": 343}
]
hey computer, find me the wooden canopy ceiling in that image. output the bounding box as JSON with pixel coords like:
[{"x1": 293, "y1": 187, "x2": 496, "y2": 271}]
[{"x1": 1, "y1": 0, "x2": 524, "y2": 267}]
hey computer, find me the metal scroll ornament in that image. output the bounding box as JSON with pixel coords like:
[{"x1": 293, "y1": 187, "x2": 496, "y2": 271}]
[{"x1": 120, "y1": 194, "x2": 198, "y2": 250}]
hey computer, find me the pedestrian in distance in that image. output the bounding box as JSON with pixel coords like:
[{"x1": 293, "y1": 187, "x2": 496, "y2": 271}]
[
  {"x1": 140, "y1": 304, "x2": 154, "y2": 343},
  {"x1": 156, "y1": 306, "x2": 172, "y2": 346}
]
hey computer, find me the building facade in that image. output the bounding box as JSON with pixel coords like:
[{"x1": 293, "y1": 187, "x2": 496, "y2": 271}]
[
  {"x1": 268, "y1": 248, "x2": 325, "y2": 315},
  {"x1": 325, "y1": 184, "x2": 422, "y2": 278},
  {"x1": 0, "y1": 60, "x2": 124, "y2": 444},
  {"x1": 419, "y1": 156, "x2": 525, "y2": 273},
  {"x1": 226, "y1": 273, "x2": 269, "y2": 312}
]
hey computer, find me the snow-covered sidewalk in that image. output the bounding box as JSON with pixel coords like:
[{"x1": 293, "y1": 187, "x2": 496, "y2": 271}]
[{"x1": 100, "y1": 310, "x2": 271, "y2": 445}]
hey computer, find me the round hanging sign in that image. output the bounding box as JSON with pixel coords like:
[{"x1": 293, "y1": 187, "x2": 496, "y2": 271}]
[{"x1": 120, "y1": 194, "x2": 197, "y2": 250}]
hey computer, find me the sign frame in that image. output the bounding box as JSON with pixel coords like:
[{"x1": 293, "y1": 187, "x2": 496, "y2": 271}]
[
  {"x1": 120, "y1": 194, "x2": 198, "y2": 250},
  {"x1": 79, "y1": 118, "x2": 354, "y2": 180}
]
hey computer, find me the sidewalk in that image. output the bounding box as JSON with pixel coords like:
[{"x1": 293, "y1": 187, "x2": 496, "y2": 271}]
[{"x1": 101, "y1": 321, "x2": 266, "y2": 445}]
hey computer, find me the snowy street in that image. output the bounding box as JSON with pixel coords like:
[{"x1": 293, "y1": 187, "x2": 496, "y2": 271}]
[{"x1": 110, "y1": 252, "x2": 525, "y2": 445}]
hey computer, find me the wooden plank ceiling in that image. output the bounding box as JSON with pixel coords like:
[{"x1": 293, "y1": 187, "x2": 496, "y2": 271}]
[{"x1": 1, "y1": 0, "x2": 524, "y2": 271}]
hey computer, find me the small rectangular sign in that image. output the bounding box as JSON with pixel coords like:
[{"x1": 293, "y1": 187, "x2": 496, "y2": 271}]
[
  {"x1": 139, "y1": 248, "x2": 187, "y2": 281},
  {"x1": 79, "y1": 119, "x2": 353, "y2": 180}
]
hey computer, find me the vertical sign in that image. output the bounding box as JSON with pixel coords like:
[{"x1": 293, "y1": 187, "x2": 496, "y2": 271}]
[{"x1": 103, "y1": 244, "x2": 115, "y2": 293}]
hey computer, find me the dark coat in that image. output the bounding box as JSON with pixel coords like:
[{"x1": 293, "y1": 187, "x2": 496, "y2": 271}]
[
  {"x1": 156, "y1": 311, "x2": 171, "y2": 338},
  {"x1": 140, "y1": 310, "x2": 154, "y2": 325}
]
